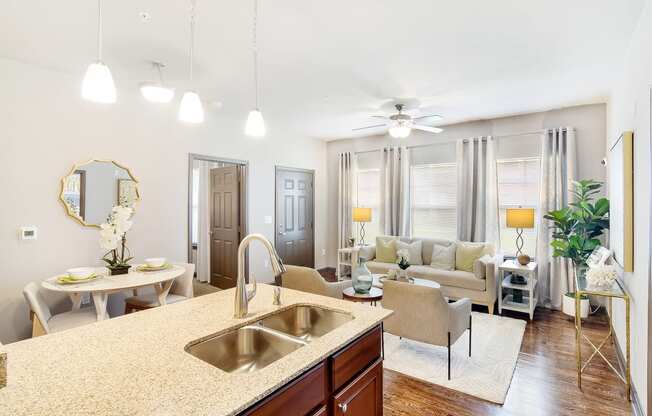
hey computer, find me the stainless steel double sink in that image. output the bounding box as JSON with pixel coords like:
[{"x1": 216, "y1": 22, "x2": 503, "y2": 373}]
[{"x1": 185, "y1": 305, "x2": 353, "y2": 374}]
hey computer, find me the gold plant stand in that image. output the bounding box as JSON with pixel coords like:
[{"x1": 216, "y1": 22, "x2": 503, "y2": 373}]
[{"x1": 574, "y1": 273, "x2": 630, "y2": 400}]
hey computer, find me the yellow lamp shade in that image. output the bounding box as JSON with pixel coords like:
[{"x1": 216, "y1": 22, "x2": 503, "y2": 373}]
[
  {"x1": 506, "y1": 208, "x2": 535, "y2": 229},
  {"x1": 353, "y1": 207, "x2": 372, "y2": 223}
]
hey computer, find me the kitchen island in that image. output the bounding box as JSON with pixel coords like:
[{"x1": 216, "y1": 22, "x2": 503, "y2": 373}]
[{"x1": 0, "y1": 284, "x2": 391, "y2": 415}]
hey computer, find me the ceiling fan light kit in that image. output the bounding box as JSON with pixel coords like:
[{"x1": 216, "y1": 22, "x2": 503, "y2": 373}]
[
  {"x1": 354, "y1": 103, "x2": 444, "y2": 138},
  {"x1": 140, "y1": 62, "x2": 174, "y2": 103}
]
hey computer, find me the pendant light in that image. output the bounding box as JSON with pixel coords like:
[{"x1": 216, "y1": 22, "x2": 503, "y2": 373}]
[
  {"x1": 82, "y1": 0, "x2": 116, "y2": 103},
  {"x1": 140, "y1": 62, "x2": 175, "y2": 103},
  {"x1": 178, "y1": 0, "x2": 205, "y2": 123},
  {"x1": 245, "y1": 0, "x2": 266, "y2": 137}
]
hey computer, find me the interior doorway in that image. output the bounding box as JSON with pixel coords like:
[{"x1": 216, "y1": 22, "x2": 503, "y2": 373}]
[
  {"x1": 275, "y1": 166, "x2": 315, "y2": 268},
  {"x1": 188, "y1": 154, "x2": 248, "y2": 289}
]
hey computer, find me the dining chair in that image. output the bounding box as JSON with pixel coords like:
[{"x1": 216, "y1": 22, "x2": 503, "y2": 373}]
[
  {"x1": 23, "y1": 282, "x2": 97, "y2": 337},
  {"x1": 281, "y1": 265, "x2": 352, "y2": 299},
  {"x1": 124, "y1": 263, "x2": 196, "y2": 314},
  {"x1": 381, "y1": 279, "x2": 472, "y2": 380}
]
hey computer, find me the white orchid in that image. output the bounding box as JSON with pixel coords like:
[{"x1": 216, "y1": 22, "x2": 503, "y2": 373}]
[
  {"x1": 99, "y1": 223, "x2": 119, "y2": 251},
  {"x1": 112, "y1": 205, "x2": 133, "y2": 235},
  {"x1": 99, "y1": 204, "x2": 134, "y2": 269}
]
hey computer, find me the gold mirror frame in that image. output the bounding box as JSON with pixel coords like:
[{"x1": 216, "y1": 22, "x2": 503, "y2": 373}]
[{"x1": 59, "y1": 159, "x2": 140, "y2": 228}]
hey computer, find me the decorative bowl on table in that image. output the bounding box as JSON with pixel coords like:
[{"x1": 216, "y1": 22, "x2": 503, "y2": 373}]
[
  {"x1": 66, "y1": 267, "x2": 95, "y2": 280},
  {"x1": 145, "y1": 258, "x2": 166, "y2": 268}
]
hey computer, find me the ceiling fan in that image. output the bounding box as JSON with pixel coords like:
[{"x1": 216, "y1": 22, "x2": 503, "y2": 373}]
[{"x1": 353, "y1": 104, "x2": 444, "y2": 138}]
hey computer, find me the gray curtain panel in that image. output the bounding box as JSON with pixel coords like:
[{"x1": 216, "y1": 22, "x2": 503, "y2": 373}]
[
  {"x1": 456, "y1": 137, "x2": 499, "y2": 244},
  {"x1": 536, "y1": 127, "x2": 577, "y2": 309},
  {"x1": 337, "y1": 152, "x2": 354, "y2": 248},
  {"x1": 380, "y1": 146, "x2": 411, "y2": 236}
]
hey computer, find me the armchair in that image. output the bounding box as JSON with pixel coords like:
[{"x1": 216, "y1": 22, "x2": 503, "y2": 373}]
[
  {"x1": 382, "y1": 279, "x2": 472, "y2": 380},
  {"x1": 281, "y1": 265, "x2": 352, "y2": 299}
]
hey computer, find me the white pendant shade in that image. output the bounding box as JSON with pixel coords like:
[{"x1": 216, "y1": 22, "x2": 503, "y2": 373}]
[
  {"x1": 245, "y1": 109, "x2": 266, "y2": 137},
  {"x1": 389, "y1": 124, "x2": 411, "y2": 139},
  {"x1": 140, "y1": 83, "x2": 175, "y2": 103},
  {"x1": 81, "y1": 61, "x2": 116, "y2": 103},
  {"x1": 178, "y1": 91, "x2": 204, "y2": 123}
]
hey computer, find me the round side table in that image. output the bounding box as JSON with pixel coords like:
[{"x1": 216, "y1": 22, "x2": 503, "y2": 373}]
[{"x1": 343, "y1": 286, "x2": 383, "y2": 306}]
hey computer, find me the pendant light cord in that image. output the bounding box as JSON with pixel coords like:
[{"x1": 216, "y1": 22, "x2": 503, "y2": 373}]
[
  {"x1": 97, "y1": 0, "x2": 103, "y2": 61},
  {"x1": 189, "y1": 0, "x2": 197, "y2": 83},
  {"x1": 253, "y1": 0, "x2": 259, "y2": 109}
]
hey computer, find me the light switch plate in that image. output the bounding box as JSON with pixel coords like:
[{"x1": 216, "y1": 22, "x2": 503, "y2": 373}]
[{"x1": 19, "y1": 226, "x2": 38, "y2": 240}]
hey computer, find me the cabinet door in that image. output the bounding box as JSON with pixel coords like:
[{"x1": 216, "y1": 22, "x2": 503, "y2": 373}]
[{"x1": 333, "y1": 359, "x2": 383, "y2": 416}]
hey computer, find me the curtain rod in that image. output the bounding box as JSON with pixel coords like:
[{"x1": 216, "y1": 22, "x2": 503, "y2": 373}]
[{"x1": 352, "y1": 127, "x2": 572, "y2": 155}]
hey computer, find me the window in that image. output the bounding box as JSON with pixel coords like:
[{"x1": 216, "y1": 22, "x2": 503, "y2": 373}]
[
  {"x1": 355, "y1": 169, "x2": 381, "y2": 244},
  {"x1": 497, "y1": 158, "x2": 541, "y2": 256},
  {"x1": 410, "y1": 163, "x2": 458, "y2": 240}
]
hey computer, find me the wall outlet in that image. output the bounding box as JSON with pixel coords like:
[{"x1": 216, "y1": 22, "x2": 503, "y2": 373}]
[
  {"x1": 264, "y1": 259, "x2": 270, "y2": 268},
  {"x1": 264, "y1": 216, "x2": 273, "y2": 224},
  {"x1": 321, "y1": 249, "x2": 326, "y2": 256}
]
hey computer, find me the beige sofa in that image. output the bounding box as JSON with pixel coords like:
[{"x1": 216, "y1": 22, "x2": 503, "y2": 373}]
[{"x1": 359, "y1": 236, "x2": 502, "y2": 314}]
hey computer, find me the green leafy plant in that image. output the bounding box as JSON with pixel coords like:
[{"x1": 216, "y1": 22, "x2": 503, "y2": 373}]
[{"x1": 544, "y1": 179, "x2": 610, "y2": 267}]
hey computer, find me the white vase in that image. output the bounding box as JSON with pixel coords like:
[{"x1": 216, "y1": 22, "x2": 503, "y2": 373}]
[{"x1": 562, "y1": 293, "x2": 589, "y2": 319}]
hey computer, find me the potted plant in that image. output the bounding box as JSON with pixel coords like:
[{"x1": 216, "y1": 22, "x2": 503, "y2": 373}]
[
  {"x1": 99, "y1": 205, "x2": 134, "y2": 275},
  {"x1": 544, "y1": 179, "x2": 609, "y2": 319},
  {"x1": 396, "y1": 249, "x2": 411, "y2": 279}
]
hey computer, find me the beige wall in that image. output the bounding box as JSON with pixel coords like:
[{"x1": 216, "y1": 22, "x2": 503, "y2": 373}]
[
  {"x1": 0, "y1": 58, "x2": 328, "y2": 344},
  {"x1": 607, "y1": 0, "x2": 652, "y2": 411},
  {"x1": 325, "y1": 103, "x2": 607, "y2": 266}
]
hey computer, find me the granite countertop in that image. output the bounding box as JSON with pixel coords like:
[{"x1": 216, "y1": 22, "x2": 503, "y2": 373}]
[{"x1": 0, "y1": 284, "x2": 392, "y2": 416}]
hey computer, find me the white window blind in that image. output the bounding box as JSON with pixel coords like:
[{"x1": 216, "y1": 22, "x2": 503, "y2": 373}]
[
  {"x1": 497, "y1": 158, "x2": 541, "y2": 256},
  {"x1": 355, "y1": 169, "x2": 381, "y2": 243},
  {"x1": 410, "y1": 163, "x2": 457, "y2": 240}
]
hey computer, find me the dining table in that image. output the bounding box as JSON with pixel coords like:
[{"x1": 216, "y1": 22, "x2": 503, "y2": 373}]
[{"x1": 42, "y1": 265, "x2": 185, "y2": 321}]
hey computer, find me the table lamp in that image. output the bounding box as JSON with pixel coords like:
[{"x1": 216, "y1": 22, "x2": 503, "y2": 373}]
[
  {"x1": 506, "y1": 207, "x2": 535, "y2": 265},
  {"x1": 352, "y1": 207, "x2": 372, "y2": 246}
]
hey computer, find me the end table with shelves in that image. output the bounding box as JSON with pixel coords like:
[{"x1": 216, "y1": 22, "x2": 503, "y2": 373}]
[
  {"x1": 498, "y1": 260, "x2": 538, "y2": 320},
  {"x1": 337, "y1": 247, "x2": 360, "y2": 281}
]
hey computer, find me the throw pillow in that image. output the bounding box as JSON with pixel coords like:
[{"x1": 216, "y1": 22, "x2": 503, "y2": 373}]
[
  {"x1": 473, "y1": 254, "x2": 493, "y2": 279},
  {"x1": 430, "y1": 243, "x2": 456, "y2": 271},
  {"x1": 396, "y1": 240, "x2": 423, "y2": 265},
  {"x1": 455, "y1": 242, "x2": 486, "y2": 272},
  {"x1": 375, "y1": 237, "x2": 397, "y2": 263}
]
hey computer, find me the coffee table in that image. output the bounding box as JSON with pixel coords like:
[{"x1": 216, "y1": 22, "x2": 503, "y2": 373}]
[
  {"x1": 372, "y1": 274, "x2": 440, "y2": 289},
  {"x1": 343, "y1": 286, "x2": 383, "y2": 306}
]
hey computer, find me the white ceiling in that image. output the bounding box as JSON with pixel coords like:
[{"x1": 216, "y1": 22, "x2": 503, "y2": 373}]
[{"x1": 0, "y1": 0, "x2": 644, "y2": 140}]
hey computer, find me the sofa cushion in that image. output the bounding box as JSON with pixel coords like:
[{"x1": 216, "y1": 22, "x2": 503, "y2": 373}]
[
  {"x1": 358, "y1": 245, "x2": 376, "y2": 262},
  {"x1": 401, "y1": 237, "x2": 454, "y2": 266},
  {"x1": 407, "y1": 266, "x2": 486, "y2": 291},
  {"x1": 396, "y1": 240, "x2": 423, "y2": 265},
  {"x1": 455, "y1": 242, "x2": 487, "y2": 272},
  {"x1": 366, "y1": 261, "x2": 399, "y2": 274},
  {"x1": 430, "y1": 243, "x2": 456, "y2": 271},
  {"x1": 376, "y1": 237, "x2": 398, "y2": 263},
  {"x1": 473, "y1": 254, "x2": 493, "y2": 279}
]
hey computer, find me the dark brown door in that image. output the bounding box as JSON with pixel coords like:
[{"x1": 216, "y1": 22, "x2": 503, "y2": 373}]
[
  {"x1": 275, "y1": 168, "x2": 314, "y2": 267},
  {"x1": 210, "y1": 166, "x2": 240, "y2": 289}
]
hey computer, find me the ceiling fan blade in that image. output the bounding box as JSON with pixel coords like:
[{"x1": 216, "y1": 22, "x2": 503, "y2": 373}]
[
  {"x1": 371, "y1": 115, "x2": 391, "y2": 120},
  {"x1": 412, "y1": 114, "x2": 443, "y2": 121},
  {"x1": 352, "y1": 123, "x2": 388, "y2": 131},
  {"x1": 412, "y1": 124, "x2": 444, "y2": 133}
]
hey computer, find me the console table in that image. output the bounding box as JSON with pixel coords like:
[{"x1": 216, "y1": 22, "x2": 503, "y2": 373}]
[{"x1": 574, "y1": 274, "x2": 630, "y2": 400}]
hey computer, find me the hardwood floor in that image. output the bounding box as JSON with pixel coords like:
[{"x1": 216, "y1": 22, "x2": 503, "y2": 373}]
[{"x1": 317, "y1": 268, "x2": 634, "y2": 416}]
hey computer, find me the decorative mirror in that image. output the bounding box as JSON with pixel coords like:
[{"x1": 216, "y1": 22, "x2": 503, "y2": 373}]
[{"x1": 60, "y1": 159, "x2": 140, "y2": 227}]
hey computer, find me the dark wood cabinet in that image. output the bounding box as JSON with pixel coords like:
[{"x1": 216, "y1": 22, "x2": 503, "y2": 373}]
[
  {"x1": 240, "y1": 324, "x2": 383, "y2": 416},
  {"x1": 333, "y1": 359, "x2": 383, "y2": 416}
]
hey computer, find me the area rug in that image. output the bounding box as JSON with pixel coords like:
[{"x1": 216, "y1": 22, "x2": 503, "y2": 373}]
[{"x1": 383, "y1": 312, "x2": 526, "y2": 404}]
